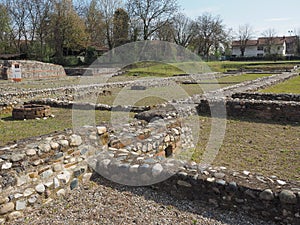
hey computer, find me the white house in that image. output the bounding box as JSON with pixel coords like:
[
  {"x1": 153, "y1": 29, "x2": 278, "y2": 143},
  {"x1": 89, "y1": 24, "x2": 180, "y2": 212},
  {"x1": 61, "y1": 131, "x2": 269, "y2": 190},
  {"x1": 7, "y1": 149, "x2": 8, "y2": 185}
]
[{"x1": 232, "y1": 36, "x2": 298, "y2": 57}]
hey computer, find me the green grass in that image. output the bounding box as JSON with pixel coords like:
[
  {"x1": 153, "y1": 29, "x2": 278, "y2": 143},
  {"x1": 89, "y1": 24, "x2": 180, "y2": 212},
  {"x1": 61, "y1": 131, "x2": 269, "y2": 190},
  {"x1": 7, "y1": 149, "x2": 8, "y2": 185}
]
[
  {"x1": 260, "y1": 75, "x2": 300, "y2": 94},
  {"x1": 207, "y1": 60, "x2": 300, "y2": 72},
  {"x1": 84, "y1": 73, "x2": 274, "y2": 106},
  {"x1": 124, "y1": 62, "x2": 185, "y2": 77},
  {"x1": 0, "y1": 108, "x2": 133, "y2": 146},
  {"x1": 218, "y1": 73, "x2": 273, "y2": 85},
  {"x1": 191, "y1": 116, "x2": 300, "y2": 181}
]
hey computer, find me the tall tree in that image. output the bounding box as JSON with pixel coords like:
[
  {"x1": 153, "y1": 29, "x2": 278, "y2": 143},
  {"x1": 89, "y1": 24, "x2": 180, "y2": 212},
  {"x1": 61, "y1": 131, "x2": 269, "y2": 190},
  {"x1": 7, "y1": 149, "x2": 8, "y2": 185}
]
[
  {"x1": 0, "y1": 3, "x2": 11, "y2": 53},
  {"x1": 192, "y1": 13, "x2": 227, "y2": 60},
  {"x1": 50, "y1": 0, "x2": 88, "y2": 60},
  {"x1": 113, "y1": 8, "x2": 129, "y2": 47},
  {"x1": 171, "y1": 13, "x2": 196, "y2": 47},
  {"x1": 85, "y1": 0, "x2": 105, "y2": 46},
  {"x1": 5, "y1": 0, "x2": 30, "y2": 53},
  {"x1": 97, "y1": 0, "x2": 122, "y2": 49},
  {"x1": 154, "y1": 21, "x2": 174, "y2": 42},
  {"x1": 237, "y1": 24, "x2": 254, "y2": 57},
  {"x1": 127, "y1": 0, "x2": 178, "y2": 40},
  {"x1": 261, "y1": 28, "x2": 277, "y2": 55}
]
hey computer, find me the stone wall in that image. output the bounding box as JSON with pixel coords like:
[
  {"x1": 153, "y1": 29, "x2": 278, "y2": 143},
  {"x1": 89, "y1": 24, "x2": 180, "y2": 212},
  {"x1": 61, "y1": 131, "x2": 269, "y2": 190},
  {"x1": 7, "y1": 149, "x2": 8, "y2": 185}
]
[
  {"x1": 0, "y1": 123, "x2": 299, "y2": 224},
  {"x1": 0, "y1": 118, "x2": 195, "y2": 222},
  {"x1": 197, "y1": 98, "x2": 300, "y2": 122},
  {"x1": 0, "y1": 60, "x2": 66, "y2": 80},
  {"x1": 232, "y1": 92, "x2": 300, "y2": 102}
]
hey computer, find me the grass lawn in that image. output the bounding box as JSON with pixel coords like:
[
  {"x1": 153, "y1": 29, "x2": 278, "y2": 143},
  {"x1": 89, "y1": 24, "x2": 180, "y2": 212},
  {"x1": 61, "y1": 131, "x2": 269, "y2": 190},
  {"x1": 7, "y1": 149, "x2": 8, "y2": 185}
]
[
  {"x1": 260, "y1": 75, "x2": 300, "y2": 94},
  {"x1": 192, "y1": 116, "x2": 300, "y2": 181},
  {"x1": 0, "y1": 108, "x2": 132, "y2": 146},
  {"x1": 207, "y1": 60, "x2": 300, "y2": 73},
  {"x1": 78, "y1": 73, "x2": 274, "y2": 106}
]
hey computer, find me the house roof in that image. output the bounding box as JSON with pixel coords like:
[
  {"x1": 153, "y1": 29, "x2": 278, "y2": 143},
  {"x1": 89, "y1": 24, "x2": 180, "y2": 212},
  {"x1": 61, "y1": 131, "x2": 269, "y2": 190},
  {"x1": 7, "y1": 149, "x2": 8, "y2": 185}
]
[
  {"x1": 232, "y1": 36, "x2": 298, "y2": 47},
  {"x1": 232, "y1": 40, "x2": 257, "y2": 47}
]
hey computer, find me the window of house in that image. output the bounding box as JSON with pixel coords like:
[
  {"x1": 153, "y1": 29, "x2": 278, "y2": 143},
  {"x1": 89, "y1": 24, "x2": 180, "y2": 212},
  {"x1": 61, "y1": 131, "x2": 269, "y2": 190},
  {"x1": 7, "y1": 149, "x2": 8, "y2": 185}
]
[
  {"x1": 257, "y1": 54, "x2": 263, "y2": 57},
  {"x1": 257, "y1": 46, "x2": 263, "y2": 51}
]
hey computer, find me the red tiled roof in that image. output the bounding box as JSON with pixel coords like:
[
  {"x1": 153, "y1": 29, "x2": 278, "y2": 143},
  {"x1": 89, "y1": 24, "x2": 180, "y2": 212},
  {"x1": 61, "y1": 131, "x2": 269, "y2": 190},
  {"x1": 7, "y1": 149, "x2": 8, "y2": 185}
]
[{"x1": 232, "y1": 40, "x2": 258, "y2": 47}]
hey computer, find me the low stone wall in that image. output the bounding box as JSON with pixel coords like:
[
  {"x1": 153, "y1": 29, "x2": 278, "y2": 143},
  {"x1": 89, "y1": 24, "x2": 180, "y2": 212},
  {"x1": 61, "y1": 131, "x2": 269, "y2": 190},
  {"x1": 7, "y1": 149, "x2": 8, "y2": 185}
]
[
  {"x1": 27, "y1": 99, "x2": 151, "y2": 113},
  {"x1": 12, "y1": 104, "x2": 51, "y2": 120},
  {"x1": 64, "y1": 67, "x2": 121, "y2": 76},
  {"x1": 0, "y1": 123, "x2": 299, "y2": 224},
  {"x1": 155, "y1": 167, "x2": 300, "y2": 225},
  {"x1": 0, "y1": 60, "x2": 66, "y2": 79},
  {"x1": 0, "y1": 118, "x2": 194, "y2": 222},
  {"x1": 232, "y1": 92, "x2": 300, "y2": 102},
  {"x1": 197, "y1": 98, "x2": 300, "y2": 122}
]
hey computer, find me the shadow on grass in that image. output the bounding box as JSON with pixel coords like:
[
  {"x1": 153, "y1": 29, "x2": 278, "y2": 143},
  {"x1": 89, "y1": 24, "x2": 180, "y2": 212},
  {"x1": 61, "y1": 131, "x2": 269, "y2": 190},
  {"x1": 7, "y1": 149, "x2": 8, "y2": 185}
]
[
  {"x1": 90, "y1": 172, "x2": 274, "y2": 225},
  {"x1": 1, "y1": 116, "x2": 14, "y2": 121}
]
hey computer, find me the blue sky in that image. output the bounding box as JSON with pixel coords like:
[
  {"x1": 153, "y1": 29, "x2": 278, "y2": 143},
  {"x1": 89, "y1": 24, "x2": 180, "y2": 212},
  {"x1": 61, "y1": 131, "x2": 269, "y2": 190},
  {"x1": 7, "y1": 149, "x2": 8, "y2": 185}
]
[{"x1": 178, "y1": 0, "x2": 300, "y2": 38}]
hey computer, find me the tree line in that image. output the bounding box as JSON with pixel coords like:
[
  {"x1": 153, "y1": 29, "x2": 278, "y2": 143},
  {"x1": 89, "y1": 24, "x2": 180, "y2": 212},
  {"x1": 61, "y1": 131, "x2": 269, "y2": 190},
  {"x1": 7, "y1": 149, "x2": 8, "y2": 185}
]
[{"x1": 0, "y1": 0, "x2": 269, "y2": 65}]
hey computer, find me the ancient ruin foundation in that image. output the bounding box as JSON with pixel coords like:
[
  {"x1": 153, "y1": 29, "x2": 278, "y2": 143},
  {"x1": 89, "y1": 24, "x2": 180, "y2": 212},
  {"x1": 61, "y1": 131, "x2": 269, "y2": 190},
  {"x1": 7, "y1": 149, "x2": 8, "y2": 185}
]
[{"x1": 12, "y1": 104, "x2": 51, "y2": 120}]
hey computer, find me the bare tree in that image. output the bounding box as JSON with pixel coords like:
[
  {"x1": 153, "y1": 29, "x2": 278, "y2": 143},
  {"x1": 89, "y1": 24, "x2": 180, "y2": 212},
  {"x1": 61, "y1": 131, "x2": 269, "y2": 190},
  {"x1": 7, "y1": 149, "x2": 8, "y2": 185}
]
[
  {"x1": 113, "y1": 8, "x2": 130, "y2": 47},
  {"x1": 5, "y1": 0, "x2": 30, "y2": 53},
  {"x1": 0, "y1": 2, "x2": 11, "y2": 53},
  {"x1": 154, "y1": 21, "x2": 174, "y2": 42},
  {"x1": 192, "y1": 13, "x2": 227, "y2": 60},
  {"x1": 50, "y1": 0, "x2": 89, "y2": 60},
  {"x1": 172, "y1": 13, "x2": 196, "y2": 47},
  {"x1": 97, "y1": 0, "x2": 122, "y2": 49},
  {"x1": 126, "y1": 0, "x2": 178, "y2": 40},
  {"x1": 261, "y1": 28, "x2": 277, "y2": 55},
  {"x1": 237, "y1": 24, "x2": 254, "y2": 57},
  {"x1": 85, "y1": 0, "x2": 105, "y2": 46}
]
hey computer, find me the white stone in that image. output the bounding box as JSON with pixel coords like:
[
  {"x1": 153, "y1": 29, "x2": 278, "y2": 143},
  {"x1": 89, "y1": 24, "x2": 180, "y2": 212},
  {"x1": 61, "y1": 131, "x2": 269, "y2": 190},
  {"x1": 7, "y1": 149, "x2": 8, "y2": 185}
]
[
  {"x1": 1, "y1": 162, "x2": 12, "y2": 170},
  {"x1": 207, "y1": 177, "x2": 215, "y2": 182},
  {"x1": 35, "y1": 184, "x2": 45, "y2": 194},
  {"x1": 17, "y1": 175, "x2": 29, "y2": 187},
  {"x1": 69, "y1": 134, "x2": 82, "y2": 147},
  {"x1": 26, "y1": 149, "x2": 36, "y2": 156},
  {"x1": 59, "y1": 140, "x2": 69, "y2": 147},
  {"x1": 15, "y1": 200, "x2": 26, "y2": 211},
  {"x1": 57, "y1": 171, "x2": 71, "y2": 184},
  {"x1": 97, "y1": 126, "x2": 107, "y2": 135},
  {"x1": 53, "y1": 163, "x2": 63, "y2": 172},
  {"x1": 14, "y1": 193, "x2": 23, "y2": 199},
  {"x1": 56, "y1": 189, "x2": 66, "y2": 196},
  {"x1": 50, "y1": 142, "x2": 59, "y2": 150},
  {"x1": 276, "y1": 180, "x2": 287, "y2": 186},
  {"x1": 44, "y1": 180, "x2": 54, "y2": 188},
  {"x1": 89, "y1": 135, "x2": 97, "y2": 140},
  {"x1": 38, "y1": 143, "x2": 51, "y2": 152},
  {"x1": 53, "y1": 178, "x2": 60, "y2": 189},
  {"x1": 243, "y1": 170, "x2": 250, "y2": 176},
  {"x1": 23, "y1": 188, "x2": 34, "y2": 197},
  {"x1": 8, "y1": 211, "x2": 23, "y2": 220},
  {"x1": 82, "y1": 173, "x2": 92, "y2": 184},
  {"x1": 40, "y1": 169, "x2": 53, "y2": 180},
  {"x1": 28, "y1": 195, "x2": 38, "y2": 204}
]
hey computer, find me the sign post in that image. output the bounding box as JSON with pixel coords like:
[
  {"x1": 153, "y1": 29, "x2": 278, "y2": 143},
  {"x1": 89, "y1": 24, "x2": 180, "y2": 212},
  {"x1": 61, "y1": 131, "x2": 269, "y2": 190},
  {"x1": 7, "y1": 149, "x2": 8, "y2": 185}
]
[{"x1": 12, "y1": 63, "x2": 22, "y2": 82}]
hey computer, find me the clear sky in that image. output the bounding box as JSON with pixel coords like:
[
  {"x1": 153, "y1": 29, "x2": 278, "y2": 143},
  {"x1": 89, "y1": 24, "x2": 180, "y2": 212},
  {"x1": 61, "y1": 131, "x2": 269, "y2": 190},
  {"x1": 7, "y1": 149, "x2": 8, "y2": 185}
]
[{"x1": 178, "y1": 0, "x2": 300, "y2": 38}]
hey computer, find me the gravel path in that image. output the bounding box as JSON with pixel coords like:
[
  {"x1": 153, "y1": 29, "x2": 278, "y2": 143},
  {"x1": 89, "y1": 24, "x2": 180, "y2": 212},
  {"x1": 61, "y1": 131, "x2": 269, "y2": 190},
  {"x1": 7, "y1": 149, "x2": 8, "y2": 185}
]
[{"x1": 8, "y1": 174, "x2": 275, "y2": 225}]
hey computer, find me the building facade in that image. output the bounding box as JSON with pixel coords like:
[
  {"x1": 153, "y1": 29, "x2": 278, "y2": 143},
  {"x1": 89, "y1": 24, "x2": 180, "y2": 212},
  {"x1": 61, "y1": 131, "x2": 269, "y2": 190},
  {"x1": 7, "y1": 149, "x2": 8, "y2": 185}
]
[{"x1": 232, "y1": 36, "x2": 298, "y2": 57}]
